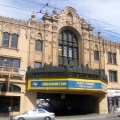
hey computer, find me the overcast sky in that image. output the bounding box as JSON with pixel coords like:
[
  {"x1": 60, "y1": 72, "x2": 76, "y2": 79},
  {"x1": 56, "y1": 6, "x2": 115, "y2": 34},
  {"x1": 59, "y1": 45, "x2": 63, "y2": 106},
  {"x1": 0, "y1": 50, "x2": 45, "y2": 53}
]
[{"x1": 0, "y1": 0, "x2": 120, "y2": 42}]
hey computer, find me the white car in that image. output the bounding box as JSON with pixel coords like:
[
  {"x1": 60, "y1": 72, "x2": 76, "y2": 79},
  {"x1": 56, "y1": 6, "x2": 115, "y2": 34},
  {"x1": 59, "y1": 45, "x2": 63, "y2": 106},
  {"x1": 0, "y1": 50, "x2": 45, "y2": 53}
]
[{"x1": 10, "y1": 109, "x2": 55, "y2": 120}]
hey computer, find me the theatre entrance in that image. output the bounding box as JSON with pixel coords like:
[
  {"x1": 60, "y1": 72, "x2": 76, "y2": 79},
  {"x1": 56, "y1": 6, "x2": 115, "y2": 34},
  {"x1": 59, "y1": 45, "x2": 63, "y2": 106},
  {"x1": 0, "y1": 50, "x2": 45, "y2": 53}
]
[{"x1": 37, "y1": 92, "x2": 99, "y2": 116}]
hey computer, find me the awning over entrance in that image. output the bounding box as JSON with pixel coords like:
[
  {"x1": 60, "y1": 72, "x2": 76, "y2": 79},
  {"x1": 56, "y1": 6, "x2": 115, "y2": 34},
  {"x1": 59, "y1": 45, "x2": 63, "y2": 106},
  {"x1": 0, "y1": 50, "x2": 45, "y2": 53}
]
[{"x1": 26, "y1": 63, "x2": 108, "y2": 93}]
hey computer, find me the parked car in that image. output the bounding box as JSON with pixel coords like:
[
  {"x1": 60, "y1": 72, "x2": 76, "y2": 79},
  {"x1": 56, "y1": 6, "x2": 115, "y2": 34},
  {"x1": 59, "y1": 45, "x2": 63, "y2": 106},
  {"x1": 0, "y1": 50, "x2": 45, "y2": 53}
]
[{"x1": 10, "y1": 109, "x2": 55, "y2": 120}]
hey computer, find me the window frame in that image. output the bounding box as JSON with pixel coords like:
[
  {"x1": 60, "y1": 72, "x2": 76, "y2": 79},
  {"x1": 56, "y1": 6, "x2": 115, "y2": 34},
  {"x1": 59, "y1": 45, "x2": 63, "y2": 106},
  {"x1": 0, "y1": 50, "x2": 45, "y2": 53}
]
[
  {"x1": 35, "y1": 40, "x2": 42, "y2": 51},
  {"x1": 11, "y1": 34, "x2": 18, "y2": 48},
  {"x1": 58, "y1": 30, "x2": 79, "y2": 67},
  {"x1": 107, "y1": 52, "x2": 116, "y2": 64},
  {"x1": 2, "y1": 32, "x2": 10, "y2": 47},
  {"x1": 109, "y1": 70, "x2": 117, "y2": 82},
  {"x1": 94, "y1": 51, "x2": 99, "y2": 61},
  {"x1": 34, "y1": 62, "x2": 42, "y2": 68},
  {"x1": 2, "y1": 32, "x2": 19, "y2": 49},
  {"x1": 0, "y1": 56, "x2": 20, "y2": 68}
]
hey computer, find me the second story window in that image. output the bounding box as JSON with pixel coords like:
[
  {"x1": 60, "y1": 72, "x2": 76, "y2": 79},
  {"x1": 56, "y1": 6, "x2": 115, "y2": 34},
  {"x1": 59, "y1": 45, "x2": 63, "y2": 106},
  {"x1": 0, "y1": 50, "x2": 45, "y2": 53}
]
[
  {"x1": 34, "y1": 62, "x2": 42, "y2": 68},
  {"x1": 0, "y1": 57, "x2": 20, "y2": 68},
  {"x1": 108, "y1": 52, "x2": 116, "y2": 64},
  {"x1": 94, "y1": 51, "x2": 99, "y2": 61},
  {"x1": 2, "y1": 32, "x2": 18, "y2": 48},
  {"x1": 109, "y1": 71, "x2": 117, "y2": 82},
  {"x1": 2, "y1": 32, "x2": 10, "y2": 47},
  {"x1": 11, "y1": 34, "x2": 18, "y2": 48},
  {"x1": 35, "y1": 40, "x2": 42, "y2": 51}
]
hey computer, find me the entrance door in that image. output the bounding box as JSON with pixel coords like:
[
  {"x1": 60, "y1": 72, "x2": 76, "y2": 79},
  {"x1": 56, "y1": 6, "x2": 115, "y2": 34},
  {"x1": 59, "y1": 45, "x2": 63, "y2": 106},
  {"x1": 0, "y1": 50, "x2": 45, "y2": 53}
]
[{"x1": 37, "y1": 92, "x2": 95, "y2": 116}]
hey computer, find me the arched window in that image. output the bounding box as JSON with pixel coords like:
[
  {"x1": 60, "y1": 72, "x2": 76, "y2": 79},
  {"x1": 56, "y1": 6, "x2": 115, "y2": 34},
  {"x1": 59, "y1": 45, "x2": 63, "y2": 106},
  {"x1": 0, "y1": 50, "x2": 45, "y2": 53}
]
[
  {"x1": 2, "y1": 32, "x2": 10, "y2": 47},
  {"x1": 35, "y1": 40, "x2": 42, "y2": 51},
  {"x1": 0, "y1": 83, "x2": 21, "y2": 92},
  {"x1": 94, "y1": 51, "x2": 99, "y2": 60},
  {"x1": 58, "y1": 30, "x2": 79, "y2": 67},
  {"x1": 11, "y1": 34, "x2": 18, "y2": 48}
]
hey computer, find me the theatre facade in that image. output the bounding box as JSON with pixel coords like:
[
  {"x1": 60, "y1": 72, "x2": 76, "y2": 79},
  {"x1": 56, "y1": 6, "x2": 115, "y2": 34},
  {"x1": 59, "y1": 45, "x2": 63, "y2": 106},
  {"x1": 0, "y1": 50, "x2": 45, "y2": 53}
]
[{"x1": 0, "y1": 6, "x2": 120, "y2": 115}]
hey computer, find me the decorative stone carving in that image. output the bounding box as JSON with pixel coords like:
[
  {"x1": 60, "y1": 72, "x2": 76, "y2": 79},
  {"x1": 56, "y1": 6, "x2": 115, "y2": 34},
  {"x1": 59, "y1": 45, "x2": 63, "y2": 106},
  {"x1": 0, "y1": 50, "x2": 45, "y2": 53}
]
[
  {"x1": 82, "y1": 31, "x2": 88, "y2": 39},
  {"x1": 11, "y1": 25, "x2": 21, "y2": 35},
  {"x1": 0, "y1": 15, "x2": 27, "y2": 26},
  {"x1": 99, "y1": 44, "x2": 103, "y2": 51},
  {"x1": 90, "y1": 50, "x2": 94, "y2": 55},
  {"x1": 44, "y1": 40, "x2": 48, "y2": 47},
  {"x1": 83, "y1": 40, "x2": 88, "y2": 49},
  {"x1": 24, "y1": 27, "x2": 29, "y2": 39},
  {"x1": 30, "y1": 38, "x2": 35, "y2": 44},
  {"x1": 52, "y1": 25, "x2": 58, "y2": 32},
  {"x1": 52, "y1": 40, "x2": 56, "y2": 48},
  {"x1": 90, "y1": 42, "x2": 94, "y2": 50},
  {"x1": 1, "y1": 23, "x2": 11, "y2": 33},
  {"x1": 89, "y1": 33, "x2": 94, "y2": 40},
  {"x1": 45, "y1": 33, "x2": 48, "y2": 40},
  {"x1": 30, "y1": 29, "x2": 36, "y2": 38}
]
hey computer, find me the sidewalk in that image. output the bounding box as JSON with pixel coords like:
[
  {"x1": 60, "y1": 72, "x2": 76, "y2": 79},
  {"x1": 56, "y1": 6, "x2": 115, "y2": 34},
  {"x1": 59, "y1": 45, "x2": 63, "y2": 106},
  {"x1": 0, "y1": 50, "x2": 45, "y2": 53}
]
[
  {"x1": 55, "y1": 112, "x2": 120, "y2": 120},
  {"x1": 0, "y1": 112, "x2": 120, "y2": 120}
]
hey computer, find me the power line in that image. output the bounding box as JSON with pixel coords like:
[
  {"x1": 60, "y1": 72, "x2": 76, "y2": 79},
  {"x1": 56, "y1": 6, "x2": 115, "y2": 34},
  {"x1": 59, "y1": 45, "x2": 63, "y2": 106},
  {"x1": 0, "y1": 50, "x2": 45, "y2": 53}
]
[
  {"x1": 21, "y1": 0, "x2": 61, "y2": 10},
  {"x1": 0, "y1": 3, "x2": 36, "y2": 13},
  {"x1": 21, "y1": 0, "x2": 120, "y2": 29},
  {"x1": 1, "y1": 1, "x2": 120, "y2": 29},
  {"x1": 35, "y1": 0, "x2": 51, "y2": 16},
  {"x1": 81, "y1": 16, "x2": 120, "y2": 29},
  {"x1": 0, "y1": 2, "x2": 120, "y2": 37}
]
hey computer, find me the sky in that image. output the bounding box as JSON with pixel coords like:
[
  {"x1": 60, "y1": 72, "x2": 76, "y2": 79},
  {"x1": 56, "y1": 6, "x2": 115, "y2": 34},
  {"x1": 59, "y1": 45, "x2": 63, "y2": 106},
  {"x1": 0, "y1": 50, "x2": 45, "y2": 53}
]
[{"x1": 0, "y1": 0, "x2": 120, "y2": 42}]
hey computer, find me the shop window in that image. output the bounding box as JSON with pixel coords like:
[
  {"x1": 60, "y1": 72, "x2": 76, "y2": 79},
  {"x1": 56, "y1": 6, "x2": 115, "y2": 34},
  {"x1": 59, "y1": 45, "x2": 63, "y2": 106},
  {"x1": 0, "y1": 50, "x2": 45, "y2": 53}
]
[
  {"x1": 109, "y1": 71, "x2": 117, "y2": 82},
  {"x1": 58, "y1": 30, "x2": 79, "y2": 66},
  {"x1": 34, "y1": 62, "x2": 42, "y2": 68},
  {"x1": 35, "y1": 40, "x2": 42, "y2": 51},
  {"x1": 108, "y1": 52, "x2": 116, "y2": 64},
  {"x1": 94, "y1": 51, "x2": 99, "y2": 60},
  {"x1": 0, "y1": 56, "x2": 20, "y2": 68},
  {"x1": 2, "y1": 32, "x2": 18, "y2": 48}
]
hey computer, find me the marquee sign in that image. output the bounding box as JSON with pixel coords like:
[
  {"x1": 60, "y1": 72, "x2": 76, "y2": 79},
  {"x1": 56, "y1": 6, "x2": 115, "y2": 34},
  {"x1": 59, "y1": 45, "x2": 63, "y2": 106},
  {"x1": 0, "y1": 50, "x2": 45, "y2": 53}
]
[{"x1": 27, "y1": 78, "x2": 107, "y2": 93}]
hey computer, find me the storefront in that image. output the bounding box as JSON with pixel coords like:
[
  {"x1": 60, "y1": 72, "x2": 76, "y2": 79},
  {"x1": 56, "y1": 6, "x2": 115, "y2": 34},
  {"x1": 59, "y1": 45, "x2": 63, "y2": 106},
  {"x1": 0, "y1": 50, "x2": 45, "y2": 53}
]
[
  {"x1": 107, "y1": 89, "x2": 120, "y2": 113},
  {"x1": 26, "y1": 63, "x2": 108, "y2": 115}
]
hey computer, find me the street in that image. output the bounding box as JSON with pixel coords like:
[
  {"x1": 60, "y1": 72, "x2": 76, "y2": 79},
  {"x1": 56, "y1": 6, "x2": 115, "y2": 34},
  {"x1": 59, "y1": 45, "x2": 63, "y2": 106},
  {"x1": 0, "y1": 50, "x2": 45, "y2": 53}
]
[{"x1": 0, "y1": 116, "x2": 120, "y2": 120}]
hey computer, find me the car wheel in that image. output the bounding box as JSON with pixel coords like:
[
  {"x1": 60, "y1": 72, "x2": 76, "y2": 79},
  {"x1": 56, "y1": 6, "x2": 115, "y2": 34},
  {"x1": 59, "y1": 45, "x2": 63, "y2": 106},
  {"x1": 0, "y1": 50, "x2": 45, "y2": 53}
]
[
  {"x1": 44, "y1": 117, "x2": 51, "y2": 120},
  {"x1": 18, "y1": 117, "x2": 25, "y2": 120}
]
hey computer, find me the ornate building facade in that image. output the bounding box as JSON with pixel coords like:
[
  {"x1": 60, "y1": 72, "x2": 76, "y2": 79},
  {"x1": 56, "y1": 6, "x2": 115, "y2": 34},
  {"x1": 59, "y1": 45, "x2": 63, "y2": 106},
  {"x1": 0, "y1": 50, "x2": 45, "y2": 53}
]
[{"x1": 0, "y1": 6, "x2": 119, "y2": 115}]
